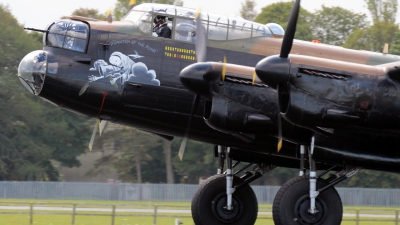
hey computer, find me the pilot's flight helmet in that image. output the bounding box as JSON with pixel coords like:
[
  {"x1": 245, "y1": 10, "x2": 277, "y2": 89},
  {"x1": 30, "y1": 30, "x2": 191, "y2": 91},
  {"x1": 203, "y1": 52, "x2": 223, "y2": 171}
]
[{"x1": 154, "y1": 15, "x2": 166, "y2": 24}]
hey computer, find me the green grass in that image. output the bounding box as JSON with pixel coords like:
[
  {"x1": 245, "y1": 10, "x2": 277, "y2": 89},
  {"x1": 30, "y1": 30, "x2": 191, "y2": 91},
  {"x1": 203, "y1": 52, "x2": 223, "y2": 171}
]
[{"x1": 0, "y1": 199, "x2": 399, "y2": 225}]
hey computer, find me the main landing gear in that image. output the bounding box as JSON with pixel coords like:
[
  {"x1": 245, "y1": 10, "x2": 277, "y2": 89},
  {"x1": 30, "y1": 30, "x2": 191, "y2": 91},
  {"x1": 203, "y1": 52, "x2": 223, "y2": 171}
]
[
  {"x1": 273, "y1": 139, "x2": 360, "y2": 225},
  {"x1": 191, "y1": 146, "x2": 275, "y2": 225},
  {"x1": 191, "y1": 142, "x2": 360, "y2": 225},
  {"x1": 273, "y1": 176, "x2": 342, "y2": 225}
]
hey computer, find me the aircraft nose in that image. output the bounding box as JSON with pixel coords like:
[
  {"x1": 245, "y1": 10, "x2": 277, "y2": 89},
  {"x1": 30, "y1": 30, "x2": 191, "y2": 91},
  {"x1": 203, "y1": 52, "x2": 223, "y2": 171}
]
[{"x1": 18, "y1": 50, "x2": 48, "y2": 95}]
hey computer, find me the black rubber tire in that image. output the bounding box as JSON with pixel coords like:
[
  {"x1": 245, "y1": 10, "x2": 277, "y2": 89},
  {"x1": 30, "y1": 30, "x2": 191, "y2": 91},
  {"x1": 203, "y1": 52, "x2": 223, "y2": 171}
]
[
  {"x1": 273, "y1": 175, "x2": 342, "y2": 225},
  {"x1": 191, "y1": 174, "x2": 258, "y2": 225}
]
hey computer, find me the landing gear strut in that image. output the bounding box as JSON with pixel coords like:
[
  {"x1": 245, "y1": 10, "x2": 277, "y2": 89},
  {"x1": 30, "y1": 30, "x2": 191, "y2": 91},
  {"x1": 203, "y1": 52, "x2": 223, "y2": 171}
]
[
  {"x1": 273, "y1": 138, "x2": 360, "y2": 225},
  {"x1": 191, "y1": 145, "x2": 274, "y2": 225},
  {"x1": 191, "y1": 174, "x2": 258, "y2": 225},
  {"x1": 273, "y1": 175, "x2": 343, "y2": 225}
]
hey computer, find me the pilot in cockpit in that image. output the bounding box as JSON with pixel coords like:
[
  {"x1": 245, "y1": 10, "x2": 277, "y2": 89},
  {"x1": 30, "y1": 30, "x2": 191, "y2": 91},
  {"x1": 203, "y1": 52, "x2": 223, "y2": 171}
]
[{"x1": 153, "y1": 15, "x2": 171, "y2": 39}]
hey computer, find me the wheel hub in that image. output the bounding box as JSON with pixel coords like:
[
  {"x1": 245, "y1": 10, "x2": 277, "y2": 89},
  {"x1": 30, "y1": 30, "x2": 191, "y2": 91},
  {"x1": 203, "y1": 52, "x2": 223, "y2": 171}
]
[
  {"x1": 294, "y1": 195, "x2": 327, "y2": 224},
  {"x1": 212, "y1": 193, "x2": 243, "y2": 223}
]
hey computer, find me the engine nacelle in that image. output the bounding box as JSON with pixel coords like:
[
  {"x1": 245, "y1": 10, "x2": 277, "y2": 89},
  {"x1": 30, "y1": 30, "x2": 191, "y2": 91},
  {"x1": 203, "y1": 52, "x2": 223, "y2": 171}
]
[
  {"x1": 204, "y1": 94, "x2": 272, "y2": 139},
  {"x1": 281, "y1": 66, "x2": 400, "y2": 132},
  {"x1": 281, "y1": 85, "x2": 363, "y2": 131}
]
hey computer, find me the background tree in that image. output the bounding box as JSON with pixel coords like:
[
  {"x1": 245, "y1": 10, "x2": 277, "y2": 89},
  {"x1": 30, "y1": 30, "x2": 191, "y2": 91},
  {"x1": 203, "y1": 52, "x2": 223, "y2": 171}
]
[
  {"x1": 111, "y1": 128, "x2": 160, "y2": 183},
  {"x1": 343, "y1": 0, "x2": 400, "y2": 52},
  {"x1": 0, "y1": 4, "x2": 91, "y2": 181},
  {"x1": 366, "y1": 0, "x2": 398, "y2": 23},
  {"x1": 101, "y1": 130, "x2": 217, "y2": 184},
  {"x1": 240, "y1": 0, "x2": 257, "y2": 21},
  {"x1": 341, "y1": 170, "x2": 400, "y2": 188},
  {"x1": 343, "y1": 22, "x2": 400, "y2": 51},
  {"x1": 163, "y1": 140, "x2": 174, "y2": 183},
  {"x1": 254, "y1": 2, "x2": 314, "y2": 41},
  {"x1": 61, "y1": 8, "x2": 106, "y2": 20},
  {"x1": 309, "y1": 6, "x2": 369, "y2": 46},
  {"x1": 171, "y1": 140, "x2": 216, "y2": 184},
  {"x1": 390, "y1": 32, "x2": 400, "y2": 55}
]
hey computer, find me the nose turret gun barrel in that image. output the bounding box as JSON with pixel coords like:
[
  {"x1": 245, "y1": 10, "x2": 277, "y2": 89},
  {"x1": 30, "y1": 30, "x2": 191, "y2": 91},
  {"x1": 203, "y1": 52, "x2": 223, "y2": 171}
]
[{"x1": 24, "y1": 27, "x2": 48, "y2": 33}]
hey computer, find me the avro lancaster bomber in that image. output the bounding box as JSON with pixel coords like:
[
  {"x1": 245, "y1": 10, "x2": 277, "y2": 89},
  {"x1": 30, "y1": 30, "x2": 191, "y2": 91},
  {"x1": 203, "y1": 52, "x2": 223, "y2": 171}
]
[{"x1": 18, "y1": 1, "x2": 400, "y2": 224}]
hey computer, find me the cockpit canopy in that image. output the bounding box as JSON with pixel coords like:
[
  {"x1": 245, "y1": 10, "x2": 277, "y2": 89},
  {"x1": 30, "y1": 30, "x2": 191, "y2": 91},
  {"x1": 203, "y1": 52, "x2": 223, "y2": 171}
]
[
  {"x1": 45, "y1": 20, "x2": 89, "y2": 52},
  {"x1": 123, "y1": 3, "x2": 284, "y2": 41}
]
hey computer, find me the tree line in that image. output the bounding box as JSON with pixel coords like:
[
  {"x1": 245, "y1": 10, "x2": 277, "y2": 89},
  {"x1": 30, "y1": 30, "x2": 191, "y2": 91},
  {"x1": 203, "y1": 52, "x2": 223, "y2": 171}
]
[{"x1": 1, "y1": 0, "x2": 400, "y2": 188}]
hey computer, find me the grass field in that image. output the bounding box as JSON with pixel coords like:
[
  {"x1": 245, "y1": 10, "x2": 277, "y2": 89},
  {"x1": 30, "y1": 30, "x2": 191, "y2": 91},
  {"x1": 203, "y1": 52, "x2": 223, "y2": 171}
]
[{"x1": 0, "y1": 199, "x2": 399, "y2": 225}]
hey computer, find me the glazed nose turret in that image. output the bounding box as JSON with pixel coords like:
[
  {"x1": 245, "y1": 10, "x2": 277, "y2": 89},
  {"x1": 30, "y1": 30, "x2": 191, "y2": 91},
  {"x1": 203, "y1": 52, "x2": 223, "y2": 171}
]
[{"x1": 18, "y1": 50, "x2": 48, "y2": 95}]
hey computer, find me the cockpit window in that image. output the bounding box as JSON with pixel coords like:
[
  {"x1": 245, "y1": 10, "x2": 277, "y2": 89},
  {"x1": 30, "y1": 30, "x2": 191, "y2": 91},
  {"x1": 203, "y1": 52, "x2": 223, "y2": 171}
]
[
  {"x1": 175, "y1": 17, "x2": 196, "y2": 41},
  {"x1": 123, "y1": 3, "x2": 285, "y2": 41},
  {"x1": 46, "y1": 20, "x2": 89, "y2": 52},
  {"x1": 125, "y1": 5, "x2": 175, "y2": 38},
  {"x1": 266, "y1": 23, "x2": 285, "y2": 36},
  {"x1": 252, "y1": 25, "x2": 272, "y2": 37},
  {"x1": 174, "y1": 8, "x2": 197, "y2": 42},
  {"x1": 228, "y1": 18, "x2": 252, "y2": 40},
  {"x1": 138, "y1": 12, "x2": 154, "y2": 35}
]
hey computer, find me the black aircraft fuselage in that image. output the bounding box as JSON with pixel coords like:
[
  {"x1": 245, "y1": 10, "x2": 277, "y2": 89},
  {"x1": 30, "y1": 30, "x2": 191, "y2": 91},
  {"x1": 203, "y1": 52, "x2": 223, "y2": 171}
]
[{"x1": 18, "y1": 3, "x2": 400, "y2": 171}]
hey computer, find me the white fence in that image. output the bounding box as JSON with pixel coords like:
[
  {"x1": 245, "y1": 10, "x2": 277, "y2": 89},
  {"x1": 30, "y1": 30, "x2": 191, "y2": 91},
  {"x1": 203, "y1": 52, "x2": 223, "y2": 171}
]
[{"x1": 0, "y1": 181, "x2": 400, "y2": 206}]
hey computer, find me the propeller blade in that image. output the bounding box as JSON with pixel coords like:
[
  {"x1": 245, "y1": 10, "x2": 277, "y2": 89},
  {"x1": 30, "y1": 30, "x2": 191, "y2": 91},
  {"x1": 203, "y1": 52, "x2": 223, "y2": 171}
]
[
  {"x1": 178, "y1": 94, "x2": 200, "y2": 161},
  {"x1": 277, "y1": 0, "x2": 300, "y2": 151},
  {"x1": 89, "y1": 120, "x2": 99, "y2": 151},
  {"x1": 280, "y1": 0, "x2": 300, "y2": 58},
  {"x1": 79, "y1": 82, "x2": 89, "y2": 96},
  {"x1": 221, "y1": 56, "x2": 227, "y2": 81},
  {"x1": 195, "y1": 8, "x2": 207, "y2": 62},
  {"x1": 277, "y1": 138, "x2": 283, "y2": 152},
  {"x1": 277, "y1": 113, "x2": 283, "y2": 152},
  {"x1": 178, "y1": 137, "x2": 188, "y2": 161},
  {"x1": 178, "y1": 8, "x2": 206, "y2": 160},
  {"x1": 277, "y1": 86, "x2": 283, "y2": 152},
  {"x1": 99, "y1": 120, "x2": 107, "y2": 136},
  {"x1": 129, "y1": 0, "x2": 136, "y2": 10},
  {"x1": 105, "y1": 8, "x2": 113, "y2": 23},
  {"x1": 107, "y1": 76, "x2": 119, "y2": 89},
  {"x1": 252, "y1": 70, "x2": 256, "y2": 85}
]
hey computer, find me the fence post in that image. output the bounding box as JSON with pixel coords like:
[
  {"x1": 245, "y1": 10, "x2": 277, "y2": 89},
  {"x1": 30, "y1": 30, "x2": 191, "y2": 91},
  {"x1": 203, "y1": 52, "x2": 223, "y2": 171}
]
[
  {"x1": 153, "y1": 205, "x2": 158, "y2": 225},
  {"x1": 396, "y1": 210, "x2": 399, "y2": 225},
  {"x1": 71, "y1": 203, "x2": 76, "y2": 225},
  {"x1": 29, "y1": 202, "x2": 33, "y2": 225},
  {"x1": 110, "y1": 205, "x2": 116, "y2": 225},
  {"x1": 356, "y1": 209, "x2": 359, "y2": 225}
]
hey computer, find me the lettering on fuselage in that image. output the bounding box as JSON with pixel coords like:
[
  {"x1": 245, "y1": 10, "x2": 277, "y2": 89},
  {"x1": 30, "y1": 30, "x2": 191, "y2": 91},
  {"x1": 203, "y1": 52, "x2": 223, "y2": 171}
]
[
  {"x1": 109, "y1": 40, "x2": 158, "y2": 53},
  {"x1": 165, "y1": 46, "x2": 196, "y2": 61}
]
